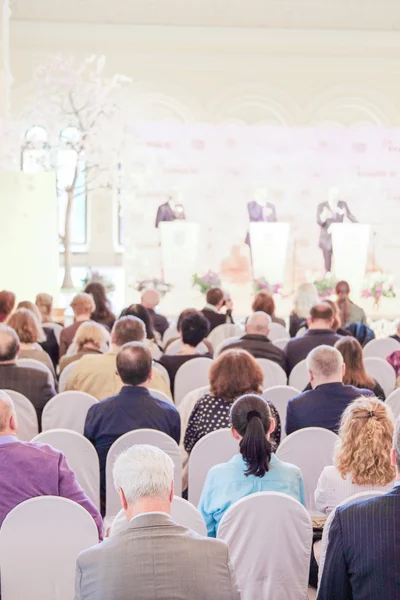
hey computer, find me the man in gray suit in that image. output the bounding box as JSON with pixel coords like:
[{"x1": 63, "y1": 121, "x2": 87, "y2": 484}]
[{"x1": 75, "y1": 445, "x2": 241, "y2": 600}]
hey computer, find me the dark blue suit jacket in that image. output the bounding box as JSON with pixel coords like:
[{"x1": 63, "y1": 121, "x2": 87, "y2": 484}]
[
  {"x1": 285, "y1": 328, "x2": 342, "y2": 374},
  {"x1": 318, "y1": 486, "x2": 400, "y2": 600},
  {"x1": 285, "y1": 382, "x2": 374, "y2": 435}
]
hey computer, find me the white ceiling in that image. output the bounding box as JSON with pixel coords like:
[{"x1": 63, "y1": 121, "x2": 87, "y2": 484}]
[{"x1": 10, "y1": 0, "x2": 400, "y2": 30}]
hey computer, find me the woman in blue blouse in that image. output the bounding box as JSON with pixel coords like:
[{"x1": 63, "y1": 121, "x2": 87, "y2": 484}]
[{"x1": 198, "y1": 394, "x2": 306, "y2": 537}]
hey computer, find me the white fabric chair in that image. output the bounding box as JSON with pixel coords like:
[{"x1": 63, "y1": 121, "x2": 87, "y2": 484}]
[
  {"x1": 17, "y1": 358, "x2": 55, "y2": 387},
  {"x1": 41, "y1": 391, "x2": 98, "y2": 434},
  {"x1": 363, "y1": 337, "x2": 400, "y2": 360},
  {"x1": 273, "y1": 337, "x2": 289, "y2": 351},
  {"x1": 364, "y1": 356, "x2": 396, "y2": 397},
  {"x1": 268, "y1": 322, "x2": 290, "y2": 342},
  {"x1": 296, "y1": 326, "x2": 307, "y2": 337},
  {"x1": 213, "y1": 336, "x2": 240, "y2": 358},
  {"x1": 110, "y1": 496, "x2": 207, "y2": 537},
  {"x1": 33, "y1": 429, "x2": 100, "y2": 508},
  {"x1": 217, "y1": 492, "x2": 312, "y2": 600},
  {"x1": 207, "y1": 323, "x2": 244, "y2": 349},
  {"x1": 277, "y1": 427, "x2": 339, "y2": 512},
  {"x1": 148, "y1": 387, "x2": 174, "y2": 405},
  {"x1": 174, "y1": 357, "x2": 213, "y2": 406},
  {"x1": 386, "y1": 388, "x2": 400, "y2": 420},
  {"x1": 188, "y1": 428, "x2": 238, "y2": 506},
  {"x1": 289, "y1": 359, "x2": 309, "y2": 391},
  {"x1": 105, "y1": 429, "x2": 182, "y2": 521},
  {"x1": 150, "y1": 342, "x2": 163, "y2": 361},
  {"x1": 263, "y1": 385, "x2": 301, "y2": 440},
  {"x1": 162, "y1": 324, "x2": 178, "y2": 347},
  {"x1": 165, "y1": 338, "x2": 209, "y2": 355},
  {"x1": 153, "y1": 361, "x2": 171, "y2": 388},
  {"x1": 59, "y1": 361, "x2": 77, "y2": 392},
  {"x1": 256, "y1": 358, "x2": 287, "y2": 387},
  {"x1": 44, "y1": 321, "x2": 63, "y2": 344},
  {"x1": 0, "y1": 496, "x2": 98, "y2": 600},
  {"x1": 3, "y1": 389, "x2": 38, "y2": 441}
]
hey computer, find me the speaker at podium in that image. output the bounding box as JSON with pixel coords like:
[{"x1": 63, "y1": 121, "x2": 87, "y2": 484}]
[
  {"x1": 159, "y1": 221, "x2": 200, "y2": 286},
  {"x1": 249, "y1": 222, "x2": 290, "y2": 283},
  {"x1": 331, "y1": 223, "x2": 370, "y2": 293}
]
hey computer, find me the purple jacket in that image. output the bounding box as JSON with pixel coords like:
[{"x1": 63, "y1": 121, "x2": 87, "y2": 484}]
[{"x1": 0, "y1": 438, "x2": 103, "y2": 539}]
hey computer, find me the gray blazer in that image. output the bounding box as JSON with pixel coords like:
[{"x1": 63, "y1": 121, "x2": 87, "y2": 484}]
[{"x1": 75, "y1": 513, "x2": 241, "y2": 600}]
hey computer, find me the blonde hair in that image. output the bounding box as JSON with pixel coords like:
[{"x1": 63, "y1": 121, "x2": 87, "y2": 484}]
[
  {"x1": 7, "y1": 308, "x2": 46, "y2": 344},
  {"x1": 335, "y1": 397, "x2": 395, "y2": 486},
  {"x1": 73, "y1": 320, "x2": 111, "y2": 353},
  {"x1": 71, "y1": 293, "x2": 95, "y2": 317},
  {"x1": 293, "y1": 283, "x2": 319, "y2": 319},
  {"x1": 17, "y1": 300, "x2": 42, "y2": 323},
  {"x1": 36, "y1": 293, "x2": 53, "y2": 321}
]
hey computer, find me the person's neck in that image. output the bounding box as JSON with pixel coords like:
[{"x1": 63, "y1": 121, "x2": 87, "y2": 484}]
[
  {"x1": 81, "y1": 342, "x2": 99, "y2": 352},
  {"x1": 308, "y1": 322, "x2": 332, "y2": 331},
  {"x1": 0, "y1": 359, "x2": 17, "y2": 366},
  {"x1": 75, "y1": 315, "x2": 89, "y2": 323},
  {"x1": 0, "y1": 430, "x2": 16, "y2": 438},
  {"x1": 246, "y1": 330, "x2": 268, "y2": 338},
  {"x1": 20, "y1": 342, "x2": 36, "y2": 349},
  {"x1": 126, "y1": 498, "x2": 171, "y2": 521},
  {"x1": 179, "y1": 343, "x2": 197, "y2": 355},
  {"x1": 313, "y1": 378, "x2": 342, "y2": 388}
]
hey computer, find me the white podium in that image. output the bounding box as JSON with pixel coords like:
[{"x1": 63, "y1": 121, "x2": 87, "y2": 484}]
[
  {"x1": 331, "y1": 223, "x2": 370, "y2": 292},
  {"x1": 159, "y1": 221, "x2": 200, "y2": 286},
  {"x1": 249, "y1": 222, "x2": 290, "y2": 283}
]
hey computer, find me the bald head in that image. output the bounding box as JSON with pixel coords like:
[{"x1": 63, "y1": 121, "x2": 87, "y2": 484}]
[
  {"x1": 116, "y1": 342, "x2": 152, "y2": 387},
  {"x1": 306, "y1": 345, "x2": 344, "y2": 388},
  {"x1": 246, "y1": 312, "x2": 271, "y2": 337},
  {"x1": 141, "y1": 289, "x2": 160, "y2": 310},
  {"x1": 0, "y1": 391, "x2": 17, "y2": 434},
  {"x1": 308, "y1": 303, "x2": 335, "y2": 330},
  {"x1": 0, "y1": 325, "x2": 19, "y2": 363}
]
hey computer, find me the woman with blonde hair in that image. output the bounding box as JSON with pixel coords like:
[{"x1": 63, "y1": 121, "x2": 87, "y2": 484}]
[
  {"x1": 17, "y1": 300, "x2": 59, "y2": 369},
  {"x1": 289, "y1": 282, "x2": 319, "y2": 337},
  {"x1": 7, "y1": 308, "x2": 55, "y2": 376},
  {"x1": 59, "y1": 320, "x2": 111, "y2": 372},
  {"x1": 315, "y1": 397, "x2": 395, "y2": 515}
]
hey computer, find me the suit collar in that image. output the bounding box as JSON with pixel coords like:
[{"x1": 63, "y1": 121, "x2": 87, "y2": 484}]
[
  {"x1": 305, "y1": 328, "x2": 336, "y2": 336},
  {"x1": 241, "y1": 333, "x2": 271, "y2": 343},
  {"x1": 118, "y1": 385, "x2": 150, "y2": 397},
  {"x1": 128, "y1": 512, "x2": 176, "y2": 530}
]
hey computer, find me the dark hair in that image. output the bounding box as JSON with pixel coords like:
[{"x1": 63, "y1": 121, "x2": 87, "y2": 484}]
[
  {"x1": 116, "y1": 342, "x2": 152, "y2": 386},
  {"x1": 210, "y1": 349, "x2": 263, "y2": 401},
  {"x1": 323, "y1": 299, "x2": 341, "y2": 332},
  {"x1": 206, "y1": 287, "x2": 224, "y2": 307},
  {"x1": 335, "y1": 280, "x2": 351, "y2": 326},
  {"x1": 335, "y1": 336, "x2": 376, "y2": 390},
  {"x1": 0, "y1": 291, "x2": 16, "y2": 319},
  {"x1": 0, "y1": 324, "x2": 20, "y2": 361},
  {"x1": 84, "y1": 282, "x2": 114, "y2": 322},
  {"x1": 310, "y1": 303, "x2": 334, "y2": 322},
  {"x1": 230, "y1": 394, "x2": 272, "y2": 478},
  {"x1": 120, "y1": 304, "x2": 155, "y2": 340},
  {"x1": 112, "y1": 316, "x2": 146, "y2": 347},
  {"x1": 252, "y1": 291, "x2": 275, "y2": 316},
  {"x1": 177, "y1": 308, "x2": 197, "y2": 332},
  {"x1": 181, "y1": 312, "x2": 209, "y2": 347}
]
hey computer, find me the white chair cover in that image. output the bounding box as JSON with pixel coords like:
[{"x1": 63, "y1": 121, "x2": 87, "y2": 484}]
[
  {"x1": 163, "y1": 324, "x2": 178, "y2": 347},
  {"x1": 277, "y1": 427, "x2": 339, "y2": 512},
  {"x1": 0, "y1": 496, "x2": 98, "y2": 600},
  {"x1": 213, "y1": 336, "x2": 241, "y2": 358},
  {"x1": 66, "y1": 342, "x2": 78, "y2": 357},
  {"x1": 32, "y1": 429, "x2": 100, "y2": 508},
  {"x1": 148, "y1": 387, "x2": 174, "y2": 405},
  {"x1": 41, "y1": 391, "x2": 98, "y2": 434},
  {"x1": 153, "y1": 361, "x2": 171, "y2": 388},
  {"x1": 165, "y1": 339, "x2": 209, "y2": 355},
  {"x1": 59, "y1": 361, "x2": 77, "y2": 392},
  {"x1": 364, "y1": 356, "x2": 396, "y2": 397},
  {"x1": 289, "y1": 359, "x2": 309, "y2": 391},
  {"x1": 273, "y1": 337, "x2": 289, "y2": 351},
  {"x1": 296, "y1": 326, "x2": 307, "y2": 337},
  {"x1": 256, "y1": 358, "x2": 287, "y2": 387},
  {"x1": 105, "y1": 429, "x2": 182, "y2": 521},
  {"x1": 263, "y1": 385, "x2": 301, "y2": 440},
  {"x1": 4, "y1": 389, "x2": 38, "y2": 441},
  {"x1": 43, "y1": 322, "x2": 63, "y2": 344},
  {"x1": 110, "y1": 496, "x2": 207, "y2": 537},
  {"x1": 150, "y1": 342, "x2": 163, "y2": 361},
  {"x1": 268, "y1": 322, "x2": 290, "y2": 342},
  {"x1": 207, "y1": 323, "x2": 244, "y2": 349},
  {"x1": 386, "y1": 388, "x2": 400, "y2": 420},
  {"x1": 174, "y1": 357, "x2": 213, "y2": 406},
  {"x1": 17, "y1": 358, "x2": 55, "y2": 387},
  {"x1": 363, "y1": 337, "x2": 400, "y2": 360},
  {"x1": 188, "y1": 428, "x2": 239, "y2": 506},
  {"x1": 217, "y1": 492, "x2": 312, "y2": 600}
]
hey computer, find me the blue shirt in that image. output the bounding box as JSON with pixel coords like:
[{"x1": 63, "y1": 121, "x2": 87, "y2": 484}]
[{"x1": 198, "y1": 453, "x2": 306, "y2": 537}]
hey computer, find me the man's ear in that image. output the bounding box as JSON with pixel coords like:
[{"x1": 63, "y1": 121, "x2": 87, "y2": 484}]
[
  {"x1": 306, "y1": 317, "x2": 311, "y2": 327},
  {"x1": 118, "y1": 487, "x2": 128, "y2": 511},
  {"x1": 342, "y1": 363, "x2": 346, "y2": 378},
  {"x1": 169, "y1": 481, "x2": 174, "y2": 503},
  {"x1": 9, "y1": 413, "x2": 17, "y2": 433}
]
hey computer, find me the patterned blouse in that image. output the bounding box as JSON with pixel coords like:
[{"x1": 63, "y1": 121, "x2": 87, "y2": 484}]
[{"x1": 184, "y1": 393, "x2": 281, "y2": 454}]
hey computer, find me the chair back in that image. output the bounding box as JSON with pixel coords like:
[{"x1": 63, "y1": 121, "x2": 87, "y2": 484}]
[
  {"x1": 43, "y1": 322, "x2": 63, "y2": 344},
  {"x1": 165, "y1": 339, "x2": 209, "y2": 356},
  {"x1": 178, "y1": 385, "x2": 210, "y2": 443},
  {"x1": 256, "y1": 358, "x2": 287, "y2": 387},
  {"x1": 3, "y1": 389, "x2": 38, "y2": 441},
  {"x1": 262, "y1": 385, "x2": 301, "y2": 440},
  {"x1": 273, "y1": 338, "x2": 289, "y2": 351},
  {"x1": 277, "y1": 427, "x2": 339, "y2": 511},
  {"x1": 17, "y1": 358, "x2": 55, "y2": 387},
  {"x1": 213, "y1": 336, "x2": 241, "y2": 358},
  {"x1": 59, "y1": 362, "x2": 77, "y2": 392},
  {"x1": 288, "y1": 359, "x2": 309, "y2": 391},
  {"x1": 148, "y1": 388, "x2": 174, "y2": 405},
  {"x1": 363, "y1": 337, "x2": 400, "y2": 360},
  {"x1": 32, "y1": 429, "x2": 100, "y2": 508},
  {"x1": 218, "y1": 492, "x2": 312, "y2": 600},
  {"x1": 386, "y1": 388, "x2": 400, "y2": 420},
  {"x1": 188, "y1": 428, "x2": 238, "y2": 506},
  {"x1": 105, "y1": 429, "x2": 182, "y2": 521},
  {"x1": 364, "y1": 356, "x2": 396, "y2": 397},
  {"x1": 0, "y1": 496, "x2": 98, "y2": 600},
  {"x1": 163, "y1": 324, "x2": 178, "y2": 347},
  {"x1": 41, "y1": 391, "x2": 98, "y2": 434},
  {"x1": 150, "y1": 342, "x2": 163, "y2": 361},
  {"x1": 153, "y1": 361, "x2": 171, "y2": 388},
  {"x1": 268, "y1": 322, "x2": 290, "y2": 342},
  {"x1": 174, "y1": 357, "x2": 213, "y2": 406},
  {"x1": 207, "y1": 323, "x2": 244, "y2": 349}
]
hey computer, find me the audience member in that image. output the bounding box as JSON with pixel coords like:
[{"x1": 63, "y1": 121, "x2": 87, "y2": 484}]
[
  {"x1": 289, "y1": 282, "x2": 319, "y2": 337},
  {"x1": 199, "y1": 394, "x2": 305, "y2": 537},
  {"x1": 141, "y1": 288, "x2": 169, "y2": 337},
  {"x1": 17, "y1": 300, "x2": 59, "y2": 369},
  {"x1": 84, "y1": 342, "x2": 180, "y2": 510},
  {"x1": 35, "y1": 293, "x2": 58, "y2": 324},
  {"x1": 84, "y1": 281, "x2": 116, "y2": 331},
  {"x1": 252, "y1": 290, "x2": 285, "y2": 327},
  {"x1": 285, "y1": 303, "x2": 341, "y2": 373},
  {"x1": 159, "y1": 311, "x2": 211, "y2": 395},
  {"x1": 59, "y1": 320, "x2": 111, "y2": 373},
  {"x1": 335, "y1": 336, "x2": 385, "y2": 399},
  {"x1": 65, "y1": 316, "x2": 171, "y2": 400},
  {"x1": 75, "y1": 445, "x2": 240, "y2": 599},
  {"x1": 0, "y1": 290, "x2": 16, "y2": 323},
  {"x1": 7, "y1": 308, "x2": 55, "y2": 377},
  {"x1": 323, "y1": 299, "x2": 349, "y2": 335},
  {"x1": 390, "y1": 320, "x2": 400, "y2": 344},
  {"x1": 318, "y1": 415, "x2": 400, "y2": 600},
  {"x1": 120, "y1": 303, "x2": 161, "y2": 356},
  {"x1": 387, "y1": 349, "x2": 400, "y2": 385},
  {"x1": 0, "y1": 390, "x2": 102, "y2": 538},
  {"x1": 59, "y1": 293, "x2": 95, "y2": 357},
  {"x1": 335, "y1": 280, "x2": 367, "y2": 326},
  {"x1": 0, "y1": 325, "x2": 55, "y2": 427},
  {"x1": 201, "y1": 287, "x2": 234, "y2": 332},
  {"x1": 164, "y1": 308, "x2": 213, "y2": 354},
  {"x1": 285, "y1": 346, "x2": 374, "y2": 435},
  {"x1": 184, "y1": 349, "x2": 281, "y2": 454},
  {"x1": 315, "y1": 397, "x2": 395, "y2": 515},
  {"x1": 220, "y1": 311, "x2": 286, "y2": 370}
]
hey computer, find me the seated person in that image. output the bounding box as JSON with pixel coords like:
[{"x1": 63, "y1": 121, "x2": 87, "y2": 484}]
[
  {"x1": 199, "y1": 394, "x2": 305, "y2": 537},
  {"x1": 18, "y1": 300, "x2": 59, "y2": 369},
  {"x1": 8, "y1": 307, "x2": 55, "y2": 377},
  {"x1": 252, "y1": 290, "x2": 285, "y2": 327},
  {"x1": 335, "y1": 280, "x2": 367, "y2": 326},
  {"x1": 59, "y1": 320, "x2": 111, "y2": 373},
  {"x1": 84, "y1": 281, "x2": 116, "y2": 331},
  {"x1": 289, "y1": 283, "x2": 319, "y2": 338},
  {"x1": 141, "y1": 288, "x2": 169, "y2": 338},
  {"x1": 120, "y1": 303, "x2": 162, "y2": 358},
  {"x1": 335, "y1": 336, "x2": 385, "y2": 399},
  {"x1": 0, "y1": 290, "x2": 16, "y2": 323},
  {"x1": 35, "y1": 292, "x2": 59, "y2": 325},
  {"x1": 59, "y1": 293, "x2": 95, "y2": 357},
  {"x1": 75, "y1": 445, "x2": 240, "y2": 600},
  {"x1": 201, "y1": 287, "x2": 234, "y2": 332},
  {"x1": 164, "y1": 308, "x2": 213, "y2": 354}
]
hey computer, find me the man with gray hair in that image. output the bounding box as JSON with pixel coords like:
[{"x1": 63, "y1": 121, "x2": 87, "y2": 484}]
[
  {"x1": 285, "y1": 345, "x2": 374, "y2": 435},
  {"x1": 75, "y1": 444, "x2": 240, "y2": 600},
  {"x1": 141, "y1": 288, "x2": 169, "y2": 337}
]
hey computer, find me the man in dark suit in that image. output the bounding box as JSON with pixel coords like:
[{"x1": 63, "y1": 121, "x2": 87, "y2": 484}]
[
  {"x1": 317, "y1": 188, "x2": 357, "y2": 272},
  {"x1": 285, "y1": 345, "x2": 373, "y2": 435},
  {"x1": 285, "y1": 303, "x2": 341, "y2": 374},
  {"x1": 84, "y1": 341, "x2": 180, "y2": 511},
  {"x1": 220, "y1": 311, "x2": 286, "y2": 372},
  {"x1": 141, "y1": 289, "x2": 169, "y2": 337},
  {"x1": 245, "y1": 188, "x2": 277, "y2": 244},
  {"x1": 155, "y1": 197, "x2": 186, "y2": 228},
  {"x1": 201, "y1": 288, "x2": 234, "y2": 333},
  {"x1": 318, "y1": 418, "x2": 400, "y2": 599},
  {"x1": 0, "y1": 325, "x2": 56, "y2": 428}
]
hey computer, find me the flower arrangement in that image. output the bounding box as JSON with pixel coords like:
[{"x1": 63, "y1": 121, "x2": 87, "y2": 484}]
[
  {"x1": 313, "y1": 273, "x2": 337, "y2": 298},
  {"x1": 81, "y1": 270, "x2": 115, "y2": 293},
  {"x1": 135, "y1": 278, "x2": 173, "y2": 298},
  {"x1": 253, "y1": 277, "x2": 282, "y2": 295},
  {"x1": 362, "y1": 273, "x2": 396, "y2": 307},
  {"x1": 192, "y1": 271, "x2": 221, "y2": 295}
]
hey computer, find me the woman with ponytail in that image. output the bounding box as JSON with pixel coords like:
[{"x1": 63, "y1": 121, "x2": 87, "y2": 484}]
[{"x1": 198, "y1": 394, "x2": 305, "y2": 537}]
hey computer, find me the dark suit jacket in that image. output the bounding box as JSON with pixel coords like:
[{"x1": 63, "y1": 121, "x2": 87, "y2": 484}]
[
  {"x1": 147, "y1": 308, "x2": 169, "y2": 337},
  {"x1": 285, "y1": 328, "x2": 342, "y2": 373},
  {"x1": 155, "y1": 202, "x2": 186, "y2": 228},
  {"x1": 0, "y1": 363, "x2": 56, "y2": 428},
  {"x1": 221, "y1": 334, "x2": 287, "y2": 372},
  {"x1": 40, "y1": 327, "x2": 59, "y2": 369},
  {"x1": 318, "y1": 486, "x2": 400, "y2": 600},
  {"x1": 317, "y1": 200, "x2": 357, "y2": 251},
  {"x1": 84, "y1": 385, "x2": 181, "y2": 507},
  {"x1": 285, "y1": 382, "x2": 374, "y2": 435},
  {"x1": 246, "y1": 200, "x2": 277, "y2": 244},
  {"x1": 201, "y1": 308, "x2": 234, "y2": 333}
]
